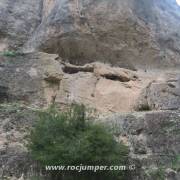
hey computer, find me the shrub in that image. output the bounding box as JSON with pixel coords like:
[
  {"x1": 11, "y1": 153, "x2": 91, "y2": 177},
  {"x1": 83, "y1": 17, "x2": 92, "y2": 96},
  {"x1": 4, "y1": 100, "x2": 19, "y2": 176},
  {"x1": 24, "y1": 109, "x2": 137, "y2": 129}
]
[
  {"x1": 148, "y1": 167, "x2": 165, "y2": 180},
  {"x1": 172, "y1": 154, "x2": 180, "y2": 171},
  {"x1": 28, "y1": 105, "x2": 129, "y2": 180},
  {"x1": 0, "y1": 51, "x2": 17, "y2": 57}
]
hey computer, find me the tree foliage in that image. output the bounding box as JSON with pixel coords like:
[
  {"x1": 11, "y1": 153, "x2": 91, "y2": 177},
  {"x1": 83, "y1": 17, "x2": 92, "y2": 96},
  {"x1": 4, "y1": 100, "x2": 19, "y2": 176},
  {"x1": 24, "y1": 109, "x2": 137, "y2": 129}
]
[{"x1": 28, "y1": 105, "x2": 129, "y2": 180}]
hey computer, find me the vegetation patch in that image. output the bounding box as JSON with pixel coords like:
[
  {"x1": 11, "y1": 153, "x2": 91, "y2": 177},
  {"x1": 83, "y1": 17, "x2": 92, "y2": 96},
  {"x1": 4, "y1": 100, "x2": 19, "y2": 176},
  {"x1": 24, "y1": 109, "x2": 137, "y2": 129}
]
[
  {"x1": 172, "y1": 154, "x2": 180, "y2": 171},
  {"x1": 28, "y1": 104, "x2": 129, "y2": 180},
  {"x1": 0, "y1": 51, "x2": 17, "y2": 57},
  {"x1": 147, "y1": 167, "x2": 165, "y2": 180},
  {"x1": 0, "y1": 51, "x2": 24, "y2": 57}
]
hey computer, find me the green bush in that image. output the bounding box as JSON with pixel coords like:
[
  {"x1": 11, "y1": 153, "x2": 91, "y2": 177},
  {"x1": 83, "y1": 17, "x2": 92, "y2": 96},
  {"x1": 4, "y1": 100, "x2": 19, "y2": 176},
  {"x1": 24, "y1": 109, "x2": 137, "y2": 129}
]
[
  {"x1": 148, "y1": 167, "x2": 165, "y2": 180},
  {"x1": 172, "y1": 154, "x2": 180, "y2": 171},
  {"x1": 0, "y1": 51, "x2": 17, "y2": 57},
  {"x1": 28, "y1": 105, "x2": 129, "y2": 180}
]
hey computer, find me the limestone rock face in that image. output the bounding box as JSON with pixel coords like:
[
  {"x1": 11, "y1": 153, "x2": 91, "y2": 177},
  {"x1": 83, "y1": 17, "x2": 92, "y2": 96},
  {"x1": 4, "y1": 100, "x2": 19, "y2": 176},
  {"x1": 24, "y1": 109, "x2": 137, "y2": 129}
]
[
  {"x1": 0, "y1": 0, "x2": 180, "y2": 179},
  {"x1": 56, "y1": 62, "x2": 144, "y2": 113},
  {"x1": 0, "y1": 0, "x2": 42, "y2": 51},
  {"x1": 0, "y1": 52, "x2": 63, "y2": 106},
  {"x1": 1, "y1": 0, "x2": 180, "y2": 69},
  {"x1": 0, "y1": 52, "x2": 144, "y2": 112},
  {"x1": 136, "y1": 72, "x2": 180, "y2": 111},
  {"x1": 23, "y1": 0, "x2": 180, "y2": 69},
  {"x1": 0, "y1": 104, "x2": 38, "y2": 179},
  {"x1": 0, "y1": 52, "x2": 179, "y2": 113},
  {"x1": 57, "y1": 62, "x2": 180, "y2": 113},
  {"x1": 104, "y1": 110, "x2": 180, "y2": 180}
]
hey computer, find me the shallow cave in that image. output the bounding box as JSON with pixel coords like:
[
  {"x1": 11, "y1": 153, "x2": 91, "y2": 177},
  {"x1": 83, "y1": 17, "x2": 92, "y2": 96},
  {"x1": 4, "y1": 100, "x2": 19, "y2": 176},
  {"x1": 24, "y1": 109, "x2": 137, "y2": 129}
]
[
  {"x1": 0, "y1": 86, "x2": 9, "y2": 102},
  {"x1": 102, "y1": 74, "x2": 130, "y2": 82},
  {"x1": 62, "y1": 65, "x2": 94, "y2": 74}
]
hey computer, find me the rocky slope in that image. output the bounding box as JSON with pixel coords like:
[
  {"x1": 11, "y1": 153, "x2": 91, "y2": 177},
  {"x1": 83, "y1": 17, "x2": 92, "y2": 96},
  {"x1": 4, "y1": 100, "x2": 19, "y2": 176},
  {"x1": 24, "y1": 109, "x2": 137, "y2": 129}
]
[{"x1": 0, "y1": 0, "x2": 180, "y2": 179}]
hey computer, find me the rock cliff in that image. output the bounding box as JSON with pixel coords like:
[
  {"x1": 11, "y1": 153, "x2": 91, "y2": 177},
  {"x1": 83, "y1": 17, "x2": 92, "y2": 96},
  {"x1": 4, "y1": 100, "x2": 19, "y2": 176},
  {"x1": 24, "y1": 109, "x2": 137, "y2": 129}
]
[
  {"x1": 0, "y1": 0, "x2": 180, "y2": 179},
  {"x1": 2, "y1": 0, "x2": 180, "y2": 69}
]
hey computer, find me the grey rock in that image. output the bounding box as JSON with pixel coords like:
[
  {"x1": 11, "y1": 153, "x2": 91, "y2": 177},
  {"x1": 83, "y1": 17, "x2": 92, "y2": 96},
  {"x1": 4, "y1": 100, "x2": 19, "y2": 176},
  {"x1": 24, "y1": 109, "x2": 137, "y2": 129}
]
[
  {"x1": 0, "y1": 104, "x2": 37, "y2": 179},
  {"x1": 136, "y1": 73, "x2": 180, "y2": 111},
  {"x1": 104, "y1": 110, "x2": 180, "y2": 179},
  {"x1": 1, "y1": 0, "x2": 180, "y2": 69},
  {"x1": 23, "y1": 0, "x2": 180, "y2": 69},
  {"x1": 0, "y1": 0, "x2": 42, "y2": 51},
  {"x1": 0, "y1": 52, "x2": 63, "y2": 106},
  {"x1": 165, "y1": 168, "x2": 178, "y2": 180}
]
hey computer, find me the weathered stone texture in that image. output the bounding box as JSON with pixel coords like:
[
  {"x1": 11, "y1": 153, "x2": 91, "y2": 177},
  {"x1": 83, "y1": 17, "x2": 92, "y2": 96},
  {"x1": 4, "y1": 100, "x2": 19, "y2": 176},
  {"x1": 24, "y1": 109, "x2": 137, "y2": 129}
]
[{"x1": 104, "y1": 111, "x2": 180, "y2": 180}]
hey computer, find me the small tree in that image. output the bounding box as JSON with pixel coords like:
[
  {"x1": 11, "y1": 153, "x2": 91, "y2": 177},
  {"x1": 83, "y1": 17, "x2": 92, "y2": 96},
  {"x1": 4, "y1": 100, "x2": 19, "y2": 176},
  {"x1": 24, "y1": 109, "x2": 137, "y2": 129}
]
[{"x1": 28, "y1": 105, "x2": 129, "y2": 180}]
